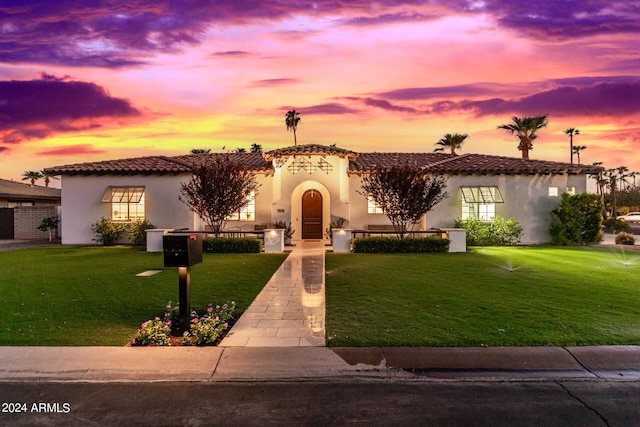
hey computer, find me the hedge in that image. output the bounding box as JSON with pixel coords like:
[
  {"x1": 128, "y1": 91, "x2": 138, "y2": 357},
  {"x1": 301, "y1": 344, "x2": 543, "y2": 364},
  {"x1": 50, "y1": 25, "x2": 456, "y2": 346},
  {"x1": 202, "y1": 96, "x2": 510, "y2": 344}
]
[
  {"x1": 203, "y1": 237, "x2": 262, "y2": 253},
  {"x1": 352, "y1": 237, "x2": 450, "y2": 253}
]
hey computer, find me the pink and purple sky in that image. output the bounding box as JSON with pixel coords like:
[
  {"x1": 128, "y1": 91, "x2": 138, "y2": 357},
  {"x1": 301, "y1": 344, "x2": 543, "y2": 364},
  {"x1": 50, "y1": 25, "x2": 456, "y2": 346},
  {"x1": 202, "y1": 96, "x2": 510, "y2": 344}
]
[{"x1": 1, "y1": 1, "x2": 640, "y2": 185}]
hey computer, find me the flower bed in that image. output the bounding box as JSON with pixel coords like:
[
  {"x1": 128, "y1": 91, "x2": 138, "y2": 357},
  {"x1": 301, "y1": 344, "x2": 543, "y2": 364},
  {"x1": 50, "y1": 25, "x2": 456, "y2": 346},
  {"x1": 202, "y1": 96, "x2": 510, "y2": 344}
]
[{"x1": 132, "y1": 301, "x2": 237, "y2": 346}]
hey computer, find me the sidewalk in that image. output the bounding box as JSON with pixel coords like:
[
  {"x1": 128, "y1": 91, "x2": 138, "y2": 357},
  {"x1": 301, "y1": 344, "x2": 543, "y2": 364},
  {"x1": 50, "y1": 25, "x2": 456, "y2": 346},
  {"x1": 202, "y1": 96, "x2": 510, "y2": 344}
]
[{"x1": 0, "y1": 345, "x2": 638, "y2": 382}]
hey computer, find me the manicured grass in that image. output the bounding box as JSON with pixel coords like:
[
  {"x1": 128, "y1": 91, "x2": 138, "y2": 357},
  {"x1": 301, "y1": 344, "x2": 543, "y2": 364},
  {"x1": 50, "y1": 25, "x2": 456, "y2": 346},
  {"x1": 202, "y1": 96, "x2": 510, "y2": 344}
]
[
  {"x1": 0, "y1": 246, "x2": 287, "y2": 346},
  {"x1": 325, "y1": 246, "x2": 640, "y2": 347}
]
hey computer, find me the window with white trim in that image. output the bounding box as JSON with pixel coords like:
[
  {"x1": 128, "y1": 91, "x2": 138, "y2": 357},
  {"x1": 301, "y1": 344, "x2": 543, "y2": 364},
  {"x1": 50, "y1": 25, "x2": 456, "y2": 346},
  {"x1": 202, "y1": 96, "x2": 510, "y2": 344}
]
[
  {"x1": 227, "y1": 191, "x2": 255, "y2": 221},
  {"x1": 101, "y1": 186, "x2": 145, "y2": 221},
  {"x1": 367, "y1": 195, "x2": 384, "y2": 214},
  {"x1": 566, "y1": 186, "x2": 576, "y2": 195},
  {"x1": 460, "y1": 186, "x2": 504, "y2": 221},
  {"x1": 549, "y1": 187, "x2": 559, "y2": 197}
]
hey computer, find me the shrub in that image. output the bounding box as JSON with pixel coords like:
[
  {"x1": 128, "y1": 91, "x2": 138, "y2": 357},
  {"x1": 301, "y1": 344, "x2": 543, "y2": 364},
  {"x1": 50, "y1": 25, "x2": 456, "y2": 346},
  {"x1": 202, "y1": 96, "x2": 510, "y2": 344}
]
[
  {"x1": 352, "y1": 237, "x2": 449, "y2": 253},
  {"x1": 603, "y1": 218, "x2": 629, "y2": 233},
  {"x1": 91, "y1": 217, "x2": 126, "y2": 246},
  {"x1": 189, "y1": 302, "x2": 236, "y2": 346},
  {"x1": 203, "y1": 237, "x2": 262, "y2": 253},
  {"x1": 615, "y1": 232, "x2": 636, "y2": 245},
  {"x1": 134, "y1": 301, "x2": 236, "y2": 346},
  {"x1": 126, "y1": 219, "x2": 155, "y2": 246},
  {"x1": 271, "y1": 221, "x2": 294, "y2": 238},
  {"x1": 134, "y1": 317, "x2": 172, "y2": 346},
  {"x1": 37, "y1": 215, "x2": 60, "y2": 242},
  {"x1": 454, "y1": 216, "x2": 523, "y2": 246},
  {"x1": 549, "y1": 193, "x2": 604, "y2": 245}
]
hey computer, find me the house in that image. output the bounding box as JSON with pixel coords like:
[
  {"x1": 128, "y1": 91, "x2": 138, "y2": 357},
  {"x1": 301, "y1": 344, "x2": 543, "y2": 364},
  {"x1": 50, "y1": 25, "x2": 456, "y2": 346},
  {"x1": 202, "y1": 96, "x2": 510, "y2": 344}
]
[
  {"x1": 0, "y1": 178, "x2": 61, "y2": 239},
  {"x1": 44, "y1": 144, "x2": 601, "y2": 245}
]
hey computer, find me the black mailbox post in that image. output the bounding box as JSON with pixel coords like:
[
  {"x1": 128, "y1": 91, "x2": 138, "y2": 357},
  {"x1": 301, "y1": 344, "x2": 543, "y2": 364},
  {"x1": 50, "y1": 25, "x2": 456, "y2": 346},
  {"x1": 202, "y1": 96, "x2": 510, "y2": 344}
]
[{"x1": 163, "y1": 234, "x2": 203, "y2": 333}]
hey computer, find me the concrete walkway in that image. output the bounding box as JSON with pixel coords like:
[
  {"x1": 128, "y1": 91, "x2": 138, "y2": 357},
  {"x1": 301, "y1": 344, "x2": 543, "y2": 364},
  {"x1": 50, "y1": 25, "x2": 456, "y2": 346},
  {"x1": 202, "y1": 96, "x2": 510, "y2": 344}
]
[{"x1": 219, "y1": 242, "x2": 326, "y2": 347}]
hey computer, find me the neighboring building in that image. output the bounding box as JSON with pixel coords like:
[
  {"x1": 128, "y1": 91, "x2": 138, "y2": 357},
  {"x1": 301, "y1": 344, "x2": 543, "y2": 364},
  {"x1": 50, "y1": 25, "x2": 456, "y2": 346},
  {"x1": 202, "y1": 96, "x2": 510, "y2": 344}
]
[
  {"x1": 44, "y1": 144, "x2": 601, "y2": 245},
  {"x1": 0, "y1": 178, "x2": 61, "y2": 207},
  {"x1": 0, "y1": 178, "x2": 61, "y2": 240}
]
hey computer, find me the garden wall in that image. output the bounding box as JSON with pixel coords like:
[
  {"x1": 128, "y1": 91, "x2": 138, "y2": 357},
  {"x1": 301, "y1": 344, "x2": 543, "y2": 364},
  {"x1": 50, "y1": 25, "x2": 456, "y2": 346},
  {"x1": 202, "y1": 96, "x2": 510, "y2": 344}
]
[{"x1": 14, "y1": 206, "x2": 59, "y2": 239}]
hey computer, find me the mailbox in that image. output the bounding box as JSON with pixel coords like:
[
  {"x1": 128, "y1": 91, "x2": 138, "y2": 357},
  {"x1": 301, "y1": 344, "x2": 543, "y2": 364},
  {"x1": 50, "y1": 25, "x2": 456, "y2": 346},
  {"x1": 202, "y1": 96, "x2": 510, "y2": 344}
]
[{"x1": 163, "y1": 234, "x2": 203, "y2": 267}]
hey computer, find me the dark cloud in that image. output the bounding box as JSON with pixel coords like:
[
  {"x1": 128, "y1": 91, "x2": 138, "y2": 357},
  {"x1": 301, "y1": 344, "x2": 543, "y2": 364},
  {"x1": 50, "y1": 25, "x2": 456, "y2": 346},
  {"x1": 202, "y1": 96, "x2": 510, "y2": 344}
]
[
  {"x1": 377, "y1": 83, "x2": 507, "y2": 100},
  {"x1": 359, "y1": 97, "x2": 419, "y2": 113},
  {"x1": 427, "y1": 80, "x2": 640, "y2": 118},
  {"x1": 341, "y1": 11, "x2": 442, "y2": 26},
  {"x1": 3, "y1": 1, "x2": 637, "y2": 68},
  {"x1": 37, "y1": 144, "x2": 106, "y2": 156},
  {"x1": 0, "y1": 74, "x2": 140, "y2": 144},
  {"x1": 456, "y1": 0, "x2": 640, "y2": 40}
]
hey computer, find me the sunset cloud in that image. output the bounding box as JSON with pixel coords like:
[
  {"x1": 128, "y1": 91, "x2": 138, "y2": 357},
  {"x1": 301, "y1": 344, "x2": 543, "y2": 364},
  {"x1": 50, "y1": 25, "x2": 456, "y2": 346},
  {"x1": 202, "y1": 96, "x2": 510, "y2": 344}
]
[
  {"x1": 1, "y1": 0, "x2": 639, "y2": 179},
  {"x1": 0, "y1": 74, "x2": 140, "y2": 145},
  {"x1": 37, "y1": 144, "x2": 107, "y2": 156}
]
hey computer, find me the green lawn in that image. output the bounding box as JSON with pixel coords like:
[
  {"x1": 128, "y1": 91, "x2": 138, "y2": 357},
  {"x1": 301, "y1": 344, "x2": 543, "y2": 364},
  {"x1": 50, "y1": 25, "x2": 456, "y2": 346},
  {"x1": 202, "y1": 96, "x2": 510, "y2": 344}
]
[
  {"x1": 0, "y1": 246, "x2": 287, "y2": 345},
  {"x1": 325, "y1": 246, "x2": 640, "y2": 347}
]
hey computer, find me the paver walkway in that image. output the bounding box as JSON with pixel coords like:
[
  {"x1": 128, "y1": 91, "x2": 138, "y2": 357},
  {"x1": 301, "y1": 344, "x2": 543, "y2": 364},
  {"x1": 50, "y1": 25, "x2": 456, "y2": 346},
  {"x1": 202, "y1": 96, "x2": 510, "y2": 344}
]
[{"x1": 219, "y1": 242, "x2": 326, "y2": 347}]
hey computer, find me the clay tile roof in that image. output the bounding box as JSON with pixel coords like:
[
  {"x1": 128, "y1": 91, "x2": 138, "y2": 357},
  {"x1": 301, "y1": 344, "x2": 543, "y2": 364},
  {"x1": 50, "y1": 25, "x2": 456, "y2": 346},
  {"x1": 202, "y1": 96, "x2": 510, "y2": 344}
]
[
  {"x1": 0, "y1": 178, "x2": 61, "y2": 200},
  {"x1": 45, "y1": 153, "x2": 272, "y2": 176},
  {"x1": 264, "y1": 144, "x2": 357, "y2": 160},
  {"x1": 425, "y1": 154, "x2": 603, "y2": 174},
  {"x1": 349, "y1": 153, "x2": 602, "y2": 175},
  {"x1": 349, "y1": 152, "x2": 452, "y2": 173},
  {"x1": 44, "y1": 147, "x2": 602, "y2": 177}
]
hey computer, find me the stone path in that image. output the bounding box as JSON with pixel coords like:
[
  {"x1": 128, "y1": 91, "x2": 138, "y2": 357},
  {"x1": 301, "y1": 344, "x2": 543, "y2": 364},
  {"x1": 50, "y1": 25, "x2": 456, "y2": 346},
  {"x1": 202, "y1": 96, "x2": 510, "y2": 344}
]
[{"x1": 219, "y1": 242, "x2": 326, "y2": 347}]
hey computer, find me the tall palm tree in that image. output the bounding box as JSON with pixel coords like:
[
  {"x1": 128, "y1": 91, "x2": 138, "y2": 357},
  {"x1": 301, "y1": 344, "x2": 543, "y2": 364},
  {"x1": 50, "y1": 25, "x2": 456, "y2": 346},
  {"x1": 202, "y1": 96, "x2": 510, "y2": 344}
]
[
  {"x1": 433, "y1": 133, "x2": 468, "y2": 155},
  {"x1": 572, "y1": 145, "x2": 587, "y2": 164},
  {"x1": 617, "y1": 166, "x2": 630, "y2": 191},
  {"x1": 285, "y1": 109, "x2": 301, "y2": 146},
  {"x1": 564, "y1": 128, "x2": 580, "y2": 163},
  {"x1": 498, "y1": 114, "x2": 549, "y2": 160},
  {"x1": 250, "y1": 143, "x2": 263, "y2": 153},
  {"x1": 22, "y1": 170, "x2": 43, "y2": 186},
  {"x1": 40, "y1": 170, "x2": 59, "y2": 187}
]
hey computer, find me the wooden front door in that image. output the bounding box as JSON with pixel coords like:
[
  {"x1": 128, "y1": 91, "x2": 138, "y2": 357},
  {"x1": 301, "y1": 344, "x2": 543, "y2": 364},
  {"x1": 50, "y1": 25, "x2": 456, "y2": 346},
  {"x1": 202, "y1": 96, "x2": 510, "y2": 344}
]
[{"x1": 302, "y1": 190, "x2": 323, "y2": 239}]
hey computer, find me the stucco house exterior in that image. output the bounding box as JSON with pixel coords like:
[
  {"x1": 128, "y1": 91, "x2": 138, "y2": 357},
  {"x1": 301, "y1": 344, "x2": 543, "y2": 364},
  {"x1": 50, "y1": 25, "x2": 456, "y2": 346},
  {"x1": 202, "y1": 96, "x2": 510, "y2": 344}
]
[{"x1": 44, "y1": 143, "x2": 601, "y2": 245}]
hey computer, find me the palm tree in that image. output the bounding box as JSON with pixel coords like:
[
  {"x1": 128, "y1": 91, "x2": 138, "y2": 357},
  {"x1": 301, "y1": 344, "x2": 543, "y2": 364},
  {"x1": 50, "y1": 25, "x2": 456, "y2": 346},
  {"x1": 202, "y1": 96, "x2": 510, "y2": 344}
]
[
  {"x1": 617, "y1": 166, "x2": 630, "y2": 191},
  {"x1": 235, "y1": 147, "x2": 246, "y2": 153},
  {"x1": 190, "y1": 148, "x2": 211, "y2": 154},
  {"x1": 433, "y1": 133, "x2": 468, "y2": 155},
  {"x1": 564, "y1": 128, "x2": 580, "y2": 163},
  {"x1": 22, "y1": 170, "x2": 43, "y2": 186},
  {"x1": 498, "y1": 114, "x2": 549, "y2": 160},
  {"x1": 591, "y1": 162, "x2": 605, "y2": 195},
  {"x1": 572, "y1": 145, "x2": 587, "y2": 164},
  {"x1": 285, "y1": 109, "x2": 301, "y2": 146},
  {"x1": 40, "y1": 170, "x2": 59, "y2": 187},
  {"x1": 606, "y1": 168, "x2": 619, "y2": 218},
  {"x1": 250, "y1": 143, "x2": 263, "y2": 153}
]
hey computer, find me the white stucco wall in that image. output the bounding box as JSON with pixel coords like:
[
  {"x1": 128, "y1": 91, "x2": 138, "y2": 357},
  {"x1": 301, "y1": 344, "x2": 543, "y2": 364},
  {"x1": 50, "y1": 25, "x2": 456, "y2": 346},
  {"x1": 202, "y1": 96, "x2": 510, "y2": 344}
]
[
  {"x1": 59, "y1": 156, "x2": 594, "y2": 245},
  {"x1": 426, "y1": 173, "x2": 589, "y2": 244},
  {"x1": 347, "y1": 172, "x2": 590, "y2": 243},
  {"x1": 60, "y1": 174, "x2": 194, "y2": 244},
  {"x1": 270, "y1": 156, "x2": 350, "y2": 243}
]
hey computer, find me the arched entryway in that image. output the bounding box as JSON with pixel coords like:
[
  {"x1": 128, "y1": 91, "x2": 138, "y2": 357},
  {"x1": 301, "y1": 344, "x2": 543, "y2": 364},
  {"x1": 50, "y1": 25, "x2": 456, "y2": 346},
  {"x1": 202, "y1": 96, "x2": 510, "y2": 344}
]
[{"x1": 302, "y1": 189, "x2": 323, "y2": 239}]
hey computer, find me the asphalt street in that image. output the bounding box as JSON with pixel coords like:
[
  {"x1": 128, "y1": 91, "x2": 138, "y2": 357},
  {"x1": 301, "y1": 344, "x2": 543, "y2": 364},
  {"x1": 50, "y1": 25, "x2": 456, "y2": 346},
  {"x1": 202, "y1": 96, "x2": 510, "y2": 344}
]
[{"x1": 2, "y1": 379, "x2": 639, "y2": 426}]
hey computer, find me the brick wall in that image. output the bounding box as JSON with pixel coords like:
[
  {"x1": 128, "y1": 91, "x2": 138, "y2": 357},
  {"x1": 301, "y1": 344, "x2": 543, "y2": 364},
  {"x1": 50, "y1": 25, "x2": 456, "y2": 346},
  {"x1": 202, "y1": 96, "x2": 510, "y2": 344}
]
[{"x1": 14, "y1": 206, "x2": 59, "y2": 240}]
